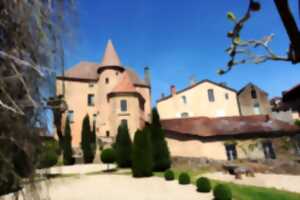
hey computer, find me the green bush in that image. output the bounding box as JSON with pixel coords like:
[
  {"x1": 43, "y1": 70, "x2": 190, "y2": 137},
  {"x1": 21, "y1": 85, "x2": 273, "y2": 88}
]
[
  {"x1": 295, "y1": 119, "x2": 300, "y2": 127},
  {"x1": 101, "y1": 148, "x2": 116, "y2": 170},
  {"x1": 196, "y1": 177, "x2": 211, "y2": 193},
  {"x1": 37, "y1": 139, "x2": 59, "y2": 169},
  {"x1": 164, "y1": 169, "x2": 175, "y2": 181},
  {"x1": 81, "y1": 114, "x2": 94, "y2": 163},
  {"x1": 115, "y1": 124, "x2": 132, "y2": 168},
  {"x1": 131, "y1": 128, "x2": 153, "y2": 177},
  {"x1": 150, "y1": 108, "x2": 171, "y2": 171},
  {"x1": 213, "y1": 184, "x2": 232, "y2": 200},
  {"x1": 178, "y1": 172, "x2": 190, "y2": 185},
  {"x1": 63, "y1": 117, "x2": 74, "y2": 165}
]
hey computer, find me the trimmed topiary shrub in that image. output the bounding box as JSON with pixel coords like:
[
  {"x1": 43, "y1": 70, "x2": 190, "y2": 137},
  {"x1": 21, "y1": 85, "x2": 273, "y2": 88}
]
[
  {"x1": 81, "y1": 114, "x2": 94, "y2": 163},
  {"x1": 131, "y1": 128, "x2": 153, "y2": 177},
  {"x1": 213, "y1": 184, "x2": 232, "y2": 200},
  {"x1": 150, "y1": 108, "x2": 171, "y2": 171},
  {"x1": 196, "y1": 177, "x2": 211, "y2": 193},
  {"x1": 295, "y1": 119, "x2": 300, "y2": 127},
  {"x1": 178, "y1": 172, "x2": 190, "y2": 185},
  {"x1": 63, "y1": 117, "x2": 74, "y2": 165},
  {"x1": 164, "y1": 169, "x2": 175, "y2": 181},
  {"x1": 37, "y1": 139, "x2": 59, "y2": 169},
  {"x1": 115, "y1": 123, "x2": 132, "y2": 168},
  {"x1": 101, "y1": 148, "x2": 116, "y2": 170}
]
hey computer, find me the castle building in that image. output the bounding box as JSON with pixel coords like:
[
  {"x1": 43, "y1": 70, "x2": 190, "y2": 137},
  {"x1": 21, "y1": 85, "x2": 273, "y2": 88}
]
[{"x1": 56, "y1": 40, "x2": 151, "y2": 146}]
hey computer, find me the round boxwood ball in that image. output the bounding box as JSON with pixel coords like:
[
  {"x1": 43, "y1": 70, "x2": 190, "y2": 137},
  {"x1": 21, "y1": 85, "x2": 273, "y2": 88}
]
[
  {"x1": 101, "y1": 148, "x2": 116, "y2": 164},
  {"x1": 164, "y1": 169, "x2": 175, "y2": 181},
  {"x1": 196, "y1": 177, "x2": 211, "y2": 193},
  {"x1": 213, "y1": 184, "x2": 232, "y2": 200},
  {"x1": 178, "y1": 172, "x2": 190, "y2": 185}
]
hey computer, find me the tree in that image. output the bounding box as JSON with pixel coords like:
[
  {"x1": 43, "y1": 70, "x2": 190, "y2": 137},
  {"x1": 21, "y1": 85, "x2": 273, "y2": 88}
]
[
  {"x1": 100, "y1": 148, "x2": 116, "y2": 171},
  {"x1": 219, "y1": 0, "x2": 300, "y2": 75},
  {"x1": 131, "y1": 128, "x2": 153, "y2": 177},
  {"x1": 115, "y1": 124, "x2": 132, "y2": 168},
  {"x1": 91, "y1": 120, "x2": 97, "y2": 161},
  {"x1": 63, "y1": 117, "x2": 74, "y2": 165},
  {"x1": 150, "y1": 108, "x2": 171, "y2": 171},
  {"x1": 81, "y1": 114, "x2": 94, "y2": 163}
]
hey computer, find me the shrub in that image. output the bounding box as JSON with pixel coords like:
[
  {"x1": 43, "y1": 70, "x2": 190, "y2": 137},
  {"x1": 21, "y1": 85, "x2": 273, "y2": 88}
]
[
  {"x1": 81, "y1": 114, "x2": 94, "y2": 163},
  {"x1": 131, "y1": 128, "x2": 153, "y2": 177},
  {"x1": 164, "y1": 169, "x2": 175, "y2": 181},
  {"x1": 178, "y1": 172, "x2": 190, "y2": 185},
  {"x1": 196, "y1": 177, "x2": 211, "y2": 193},
  {"x1": 115, "y1": 123, "x2": 132, "y2": 168},
  {"x1": 63, "y1": 117, "x2": 74, "y2": 165},
  {"x1": 101, "y1": 148, "x2": 116, "y2": 170},
  {"x1": 295, "y1": 119, "x2": 300, "y2": 127},
  {"x1": 37, "y1": 139, "x2": 59, "y2": 169},
  {"x1": 150, "y1": 108, "x2": 171, "y2": 171},
  {"x1": 213, "y1": 184, "x2": 232, "y2": 200}
]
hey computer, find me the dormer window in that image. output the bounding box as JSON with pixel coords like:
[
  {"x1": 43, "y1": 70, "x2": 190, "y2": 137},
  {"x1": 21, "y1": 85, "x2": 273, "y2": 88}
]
[
  {"x1": 208, "y1": 89, "x2": 215, "y2": 102},
  {"x1": 251, "y1": 88, "x2": 257, "y2": 99}
]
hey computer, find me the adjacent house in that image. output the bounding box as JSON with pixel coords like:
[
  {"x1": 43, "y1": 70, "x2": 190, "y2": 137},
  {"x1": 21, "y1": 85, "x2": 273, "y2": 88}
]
[
  {"x1": 238, "y1": 83, "x2": 271, "y2": 116},
  {"x1": 56, "y1": 40, "x2": 151, "y2": 147},
  {"x1": 156, "y1": 80, "x2": 240, "y2": 119}
]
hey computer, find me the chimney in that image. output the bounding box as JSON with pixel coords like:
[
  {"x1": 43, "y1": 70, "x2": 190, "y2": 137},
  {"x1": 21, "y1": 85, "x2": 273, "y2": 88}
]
[
  {"x1": 144, "y1": 66, "x2": 151, "y2": 85},
  {"x1": 170, "y1": 85, "x2": 176, "y2": 96}
]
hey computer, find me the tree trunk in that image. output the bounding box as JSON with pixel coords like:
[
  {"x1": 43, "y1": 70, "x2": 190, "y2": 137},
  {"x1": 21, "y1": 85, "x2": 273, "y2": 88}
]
[{"x1": 273, "y1": 0, "x2": 300, "y2": 63}]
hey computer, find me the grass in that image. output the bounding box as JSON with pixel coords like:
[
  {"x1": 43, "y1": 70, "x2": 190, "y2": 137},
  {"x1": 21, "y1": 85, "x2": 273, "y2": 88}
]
[{"x1": 154, "y1": 168, "x2": 300, "y2": 200}]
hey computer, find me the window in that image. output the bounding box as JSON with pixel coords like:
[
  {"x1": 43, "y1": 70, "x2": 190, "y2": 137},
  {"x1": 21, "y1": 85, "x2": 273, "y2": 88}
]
[
  {"x1": 106, "y1": 131, "x2": 110, "y2": 137},
  {"x1": 208, "y1": 89, "x2": 215, "y2": 102},
  {"x1": 88, "y1": 94, "x2": 95, "y2": 106},
  {"x1": 120, "y1": 99, "x2": 127, "y2": 112},
  {"x1": 262, "y1": 141, "x2": 276, "y2": 159},
  {"x1": 225, "y1": 93, "x2": 229, "y2": 100},
  {"x1": 67, "y1": 110, "x2": 74, "y2": 123},
  {"x1": 181, "y1": 96, "x2": 187, "y2": 104},
  {"x1": 116, "y1": 72, "x2": 119, "y2": 76},
  {"x1": 105, "y1": 78, "x2": 109, "y2": 84},
  {"x1": 93, "y1": 113, "x2": 97, "y2": 123},
  {"x1": 121, "y1": 119, "x2": 128, "y2": 127},
  {"x1": 225, "y1": 144, "x2": 237, "y2": 160},
  {"x1": 251, "y1": 88, "x2": 257, "y2": 99},
  {"x1": 253, "y1": 102, "x2": 260, "y2": 114},
  {"x1": 181, "y1": 112, "x2": 189, "y2": 118}
]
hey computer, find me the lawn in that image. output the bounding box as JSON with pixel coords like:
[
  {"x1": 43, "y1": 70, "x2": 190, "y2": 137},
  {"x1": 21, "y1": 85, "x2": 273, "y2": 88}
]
[{"x1": 154, "y1": 169, "x2": 300, "y2": 200}]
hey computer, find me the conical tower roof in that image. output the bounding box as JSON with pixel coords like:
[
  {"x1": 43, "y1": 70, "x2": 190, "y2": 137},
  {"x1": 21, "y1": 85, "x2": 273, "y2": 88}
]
[{"x1": 101, "y1": 39, "x2": 121, "y2": 66}]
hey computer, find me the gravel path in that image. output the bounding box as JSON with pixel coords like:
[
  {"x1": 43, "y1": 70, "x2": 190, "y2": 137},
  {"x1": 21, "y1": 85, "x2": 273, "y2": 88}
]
[{"x1": 203, "y1": 172, "x2": 300, "y2": 193}]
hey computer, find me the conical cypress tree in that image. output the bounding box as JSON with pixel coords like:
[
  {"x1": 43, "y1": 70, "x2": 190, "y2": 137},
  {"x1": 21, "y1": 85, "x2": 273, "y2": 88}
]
[
  {"x1": 81, "y1": 114, "x2": 93, "y2": 163},
  {"x1": 150, "y1": 108, "x2": 171, "y2": 171},
  {"x1": 131, "y1": 128, "x2": 153, "y2": 177},
  {"x1": 63, "y1": 117, "x2": 74, "y2": 165},
  {"x1": 115, "y1": 123, "x2": 132, "y2": 168},
  {"x1": 91, "y1": 121, "x2": 97, "y2": 161}
]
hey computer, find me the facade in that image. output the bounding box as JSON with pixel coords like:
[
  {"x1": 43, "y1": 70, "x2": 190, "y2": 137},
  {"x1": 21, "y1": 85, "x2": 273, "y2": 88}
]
[
  {"x1": 56, "y1": 40, "x2": 151, "y2": 147},
  {"x1": 161, "y1": 115, "x2": 300, "y2": 160},
  {"x1": 238, "y1": 83, "x2": 271, "y2": 116},
  {"x1": 156, "y1": 80, "x2": 240, "y2": 119}
]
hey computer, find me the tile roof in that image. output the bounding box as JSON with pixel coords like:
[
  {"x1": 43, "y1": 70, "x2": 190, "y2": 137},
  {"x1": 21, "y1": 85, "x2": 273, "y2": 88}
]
[
  {"x1": 238, "y1": 82, "x2": 268, "y2": 95},
  {"x1": 161, "y1": 115, "x2": 300, "y2": 138},
  {"x1": 101, "y1": 39, "x2": 121, "y2": 66},
  {"x1": 64, "y1": 61, "x2": 99, "y2": 80},
  {"x1": 111, "y1": 72, "x2": 137, "y2": 93}
]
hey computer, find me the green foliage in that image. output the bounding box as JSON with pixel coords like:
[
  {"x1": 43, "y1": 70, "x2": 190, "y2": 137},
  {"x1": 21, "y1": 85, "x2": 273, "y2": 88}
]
[
  {"x1": 63, "y1": 117, "x2": 74, "y2": 165},
  {"x1": 294, "y1": 119, "x2": 300, "y2": 127},
  {"x1": 150, "y1": 108, "x2": 171, "y2": 172},
  {"x1": 164, "y1": 169, "x2": 175, "y2": 181},
  {"x1": 178, "y1": 172, "x2": 190, "y2": 185},
  {"x1": 226, "y1": 12, "x2": 236, "y2": 21},
  {"x1": 81, "y1": 114, "x2": 94, "y2": 163},
  {"x1": 37, "y1": 139, "x2": 59, "y2": 169},
  {"x1": 196, "y1": 177, "x2": 211, "y2": 193},
  {"x1": 91, "y1": 121, "x2": 97, "y2": 160},
  {"x1": 101, "y1": 148, "x2": 116, "y2": 164},
  {"x1": 213, "y1": 184, "x2": 232, "y2": 200},
  {"x1": 115, "y1": 124, "x2": 132, "y2": 168},
  {"x1": 132, "y1": 128, "x2": 153, "y2": 177}
]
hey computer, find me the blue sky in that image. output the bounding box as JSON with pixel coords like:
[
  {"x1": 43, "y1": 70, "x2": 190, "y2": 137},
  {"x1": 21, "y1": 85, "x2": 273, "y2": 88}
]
[{"x1": 64, "y1": 0, "x2": 300, "y2": 105}]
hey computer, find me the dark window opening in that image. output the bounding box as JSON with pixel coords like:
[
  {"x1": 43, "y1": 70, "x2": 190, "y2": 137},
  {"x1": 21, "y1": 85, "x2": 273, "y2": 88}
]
[
  {"x1": 68, "y1": 110, "x2": 74, "y2": 123},
  {"x1": 116, "y1": 72, "x2": 119, "y2": 76},
  {"x1": 251, "y1": 88, "x2": 257, "y2": 99},
  {"x1": 105, "y1": 78, "x2": 109, "y2": 84},
  {"x1": 88, "y1": 94, "x2": 95, "y2": 106},
  {"x1": 182, "y1": 96, "x2": 187, "y2": 104},
  {"x1": 262, "y1": 141, "x2": 276, "y2": 159},
  {"x1": 208, "y1": 89, "x2": 215, "y2": 102},
  {"x1": 106, "y1": 131, "x2": 110, "y2": 137},
  {"x1": 225, "y1": 93, "x2": 229, "y2": 100},
  {"x1": 120, "y1": 99, "x2": 127, "y2": 112},
  {"x1": 225, "y1": 144, "x2": 237, "y2": 160},
  {"x1": 89, "y1": 83, "x2": 94, "y2": 87}
]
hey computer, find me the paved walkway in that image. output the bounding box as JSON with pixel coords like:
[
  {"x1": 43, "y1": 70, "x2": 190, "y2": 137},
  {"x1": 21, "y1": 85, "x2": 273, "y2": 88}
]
[
  {"x1": 2, "y1": 174, "x2": 212, "y2": 200},
  {"x1": 203, "y1": 172, "x2": 300, "y2": 193}
]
